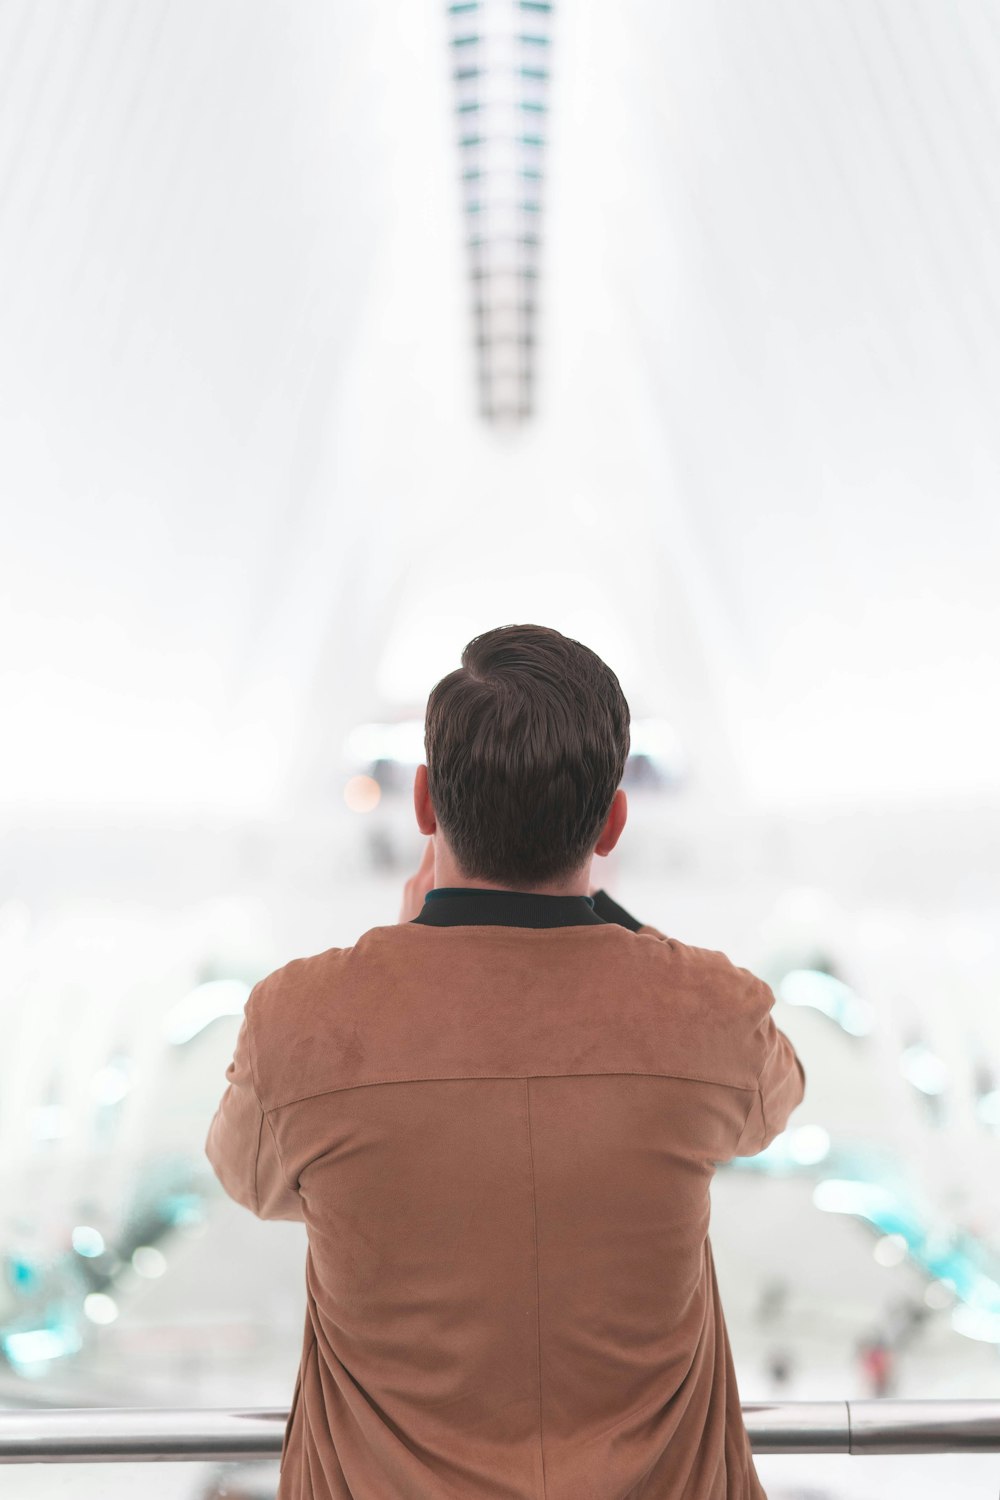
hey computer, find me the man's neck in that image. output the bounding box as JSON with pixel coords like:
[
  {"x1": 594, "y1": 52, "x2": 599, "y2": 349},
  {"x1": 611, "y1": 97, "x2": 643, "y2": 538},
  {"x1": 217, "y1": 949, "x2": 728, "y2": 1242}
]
[{"x1": 433, "y1": 844, "x2": 591, "y2": 898}]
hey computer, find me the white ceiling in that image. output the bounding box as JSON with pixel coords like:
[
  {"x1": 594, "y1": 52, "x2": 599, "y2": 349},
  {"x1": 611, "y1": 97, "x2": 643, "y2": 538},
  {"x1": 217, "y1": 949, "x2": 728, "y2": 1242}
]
[{"x1": 3, "y1": 0, "x2": 999, "y2": 822}]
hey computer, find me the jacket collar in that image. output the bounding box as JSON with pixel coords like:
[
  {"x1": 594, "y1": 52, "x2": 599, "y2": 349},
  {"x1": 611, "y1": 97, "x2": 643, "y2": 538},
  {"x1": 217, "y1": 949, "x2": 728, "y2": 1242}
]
[{"x1": 411, "y1": 887, "x2": 605, "y2": 928}]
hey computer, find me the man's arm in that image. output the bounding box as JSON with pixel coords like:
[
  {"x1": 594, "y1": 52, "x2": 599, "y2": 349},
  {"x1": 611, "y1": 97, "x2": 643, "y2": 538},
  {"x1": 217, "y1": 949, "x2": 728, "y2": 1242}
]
[
  {"x1": 733, "y1": 982, "x2": 806, "y2": 1156},
  {"x1": 204, "y1": 990, "x2": 305, "y2": 1222},
  {"x1": 592, "y1": 890, "x2": 806, "y2": 1156}
]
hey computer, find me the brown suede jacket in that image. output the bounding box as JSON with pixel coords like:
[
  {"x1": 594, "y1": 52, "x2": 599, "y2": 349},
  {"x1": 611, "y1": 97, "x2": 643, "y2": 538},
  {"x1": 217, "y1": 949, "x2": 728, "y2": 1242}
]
[{"x1": 206, "y1": 887, "x2": 805, "y2": 1499}]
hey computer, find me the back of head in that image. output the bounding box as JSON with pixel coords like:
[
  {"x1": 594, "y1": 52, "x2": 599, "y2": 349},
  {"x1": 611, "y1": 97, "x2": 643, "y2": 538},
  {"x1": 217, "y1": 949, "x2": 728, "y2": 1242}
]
[{"x1": 424, "y1": 623, "x2": 630, "y2": 887}]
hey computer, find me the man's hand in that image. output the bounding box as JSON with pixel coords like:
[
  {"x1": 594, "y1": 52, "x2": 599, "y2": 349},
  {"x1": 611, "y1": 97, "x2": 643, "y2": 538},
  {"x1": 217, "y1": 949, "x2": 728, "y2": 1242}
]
[{"x1": 398, "y1": 838, "x2": 436, "y2": 923}]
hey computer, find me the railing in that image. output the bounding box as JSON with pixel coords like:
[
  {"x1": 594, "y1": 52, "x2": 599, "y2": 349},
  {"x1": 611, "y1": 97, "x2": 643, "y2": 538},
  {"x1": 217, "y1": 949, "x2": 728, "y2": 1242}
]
[{"x1": 0, "y1": 1401, "x2": 999, "y2": 1461}]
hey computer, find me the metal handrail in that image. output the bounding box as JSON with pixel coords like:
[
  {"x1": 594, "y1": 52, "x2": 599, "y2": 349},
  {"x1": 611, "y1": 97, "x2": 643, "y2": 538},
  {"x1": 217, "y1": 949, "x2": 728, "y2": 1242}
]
[{"x1": 1, "y1": 1401, "x2": 999, "y2": 1461}]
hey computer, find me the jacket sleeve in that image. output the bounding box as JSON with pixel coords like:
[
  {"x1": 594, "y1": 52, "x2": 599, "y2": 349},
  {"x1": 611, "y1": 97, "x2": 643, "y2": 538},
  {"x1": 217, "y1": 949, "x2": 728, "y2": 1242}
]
[
  {"x1": 734, "y1": 980, "x2": 806, "y2": 1157},
  {"x1": 593, "y1": 893, "x2": 806, "y2": 1154},
  {"x1": 204, "y1": 989, "x2": 305, "y2": 1222}
]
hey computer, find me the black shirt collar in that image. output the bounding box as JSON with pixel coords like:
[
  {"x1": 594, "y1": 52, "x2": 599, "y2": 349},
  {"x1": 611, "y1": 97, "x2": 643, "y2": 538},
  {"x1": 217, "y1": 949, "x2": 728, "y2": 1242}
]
[{"x1": 412, "y1": 886, "x2": 605, "y2": 929}]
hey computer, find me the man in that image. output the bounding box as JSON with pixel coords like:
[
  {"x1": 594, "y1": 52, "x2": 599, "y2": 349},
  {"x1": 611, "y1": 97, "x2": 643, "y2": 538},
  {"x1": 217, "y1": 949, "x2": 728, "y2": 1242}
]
[{"x1": 206, "y1": 623, "x2": 805, "y2": 1499}]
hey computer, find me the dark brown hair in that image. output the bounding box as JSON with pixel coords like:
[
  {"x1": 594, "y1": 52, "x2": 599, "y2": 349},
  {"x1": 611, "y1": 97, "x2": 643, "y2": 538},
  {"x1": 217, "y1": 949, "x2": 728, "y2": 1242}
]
[{"x1": 424, "y1": 623, "x2": 630, "y2": 886}]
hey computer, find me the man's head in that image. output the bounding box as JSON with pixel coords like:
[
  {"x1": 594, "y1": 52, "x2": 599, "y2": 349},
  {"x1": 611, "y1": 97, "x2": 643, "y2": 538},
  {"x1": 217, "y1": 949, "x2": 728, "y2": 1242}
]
[{"x1": 416, "y1": 623, "x2": 630, "y2": 890}]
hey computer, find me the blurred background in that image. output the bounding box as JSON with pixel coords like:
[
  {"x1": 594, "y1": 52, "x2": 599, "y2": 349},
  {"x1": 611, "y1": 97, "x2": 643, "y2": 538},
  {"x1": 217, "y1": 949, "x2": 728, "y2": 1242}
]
[{"x1": 2, "y1": 1, "x2": 1000, "y2": 1496}]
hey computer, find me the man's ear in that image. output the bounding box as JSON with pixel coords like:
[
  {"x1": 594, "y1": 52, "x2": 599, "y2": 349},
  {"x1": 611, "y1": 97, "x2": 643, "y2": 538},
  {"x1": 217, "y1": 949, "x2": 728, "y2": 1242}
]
[
  {"x1": 594, "y1": 788, "x2": 627, "y2": 857},
  {"x1": 414, "y1": 763, "x2": 437, "y2": 836}
]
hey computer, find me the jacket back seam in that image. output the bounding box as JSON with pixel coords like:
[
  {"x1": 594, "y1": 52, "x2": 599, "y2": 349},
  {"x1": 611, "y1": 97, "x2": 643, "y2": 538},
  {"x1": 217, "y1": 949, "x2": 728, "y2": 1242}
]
[{"x1": 262, "y1": 1069, "x2": 759, "y2": 1114}]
